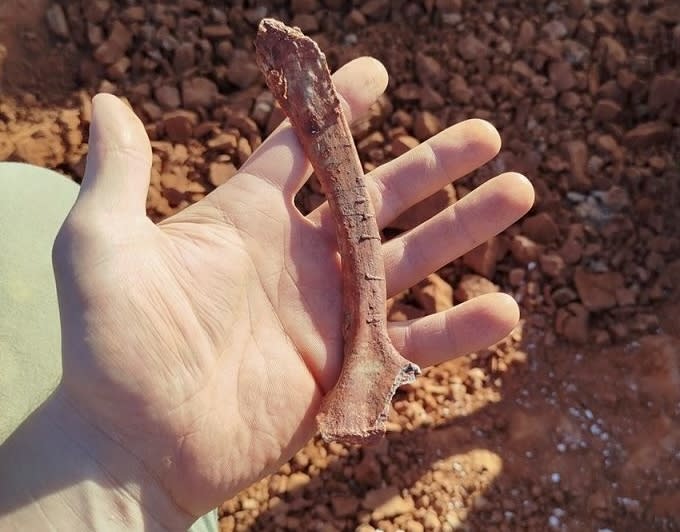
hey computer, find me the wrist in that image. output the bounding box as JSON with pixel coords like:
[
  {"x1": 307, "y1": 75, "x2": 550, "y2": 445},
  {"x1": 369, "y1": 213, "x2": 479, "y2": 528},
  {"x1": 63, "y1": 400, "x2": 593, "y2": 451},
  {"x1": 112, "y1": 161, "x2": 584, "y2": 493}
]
[{"x1": 0, "y1": 385, "x2": 195, "y2": 531}]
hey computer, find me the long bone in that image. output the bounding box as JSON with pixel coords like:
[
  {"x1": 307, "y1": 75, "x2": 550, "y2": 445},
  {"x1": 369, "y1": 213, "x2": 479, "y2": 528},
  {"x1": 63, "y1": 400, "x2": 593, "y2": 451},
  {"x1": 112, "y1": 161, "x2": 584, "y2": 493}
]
[{"x1": 255, "y1": 19, "x2": 420, "y2": 444}]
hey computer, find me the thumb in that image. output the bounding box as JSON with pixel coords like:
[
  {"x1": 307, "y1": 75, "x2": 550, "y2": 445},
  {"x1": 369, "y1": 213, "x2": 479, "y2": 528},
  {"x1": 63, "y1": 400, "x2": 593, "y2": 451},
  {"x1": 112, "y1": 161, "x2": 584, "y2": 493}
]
[{"x1": 77, "y1": 93, "x2": 152, "y2": 216}]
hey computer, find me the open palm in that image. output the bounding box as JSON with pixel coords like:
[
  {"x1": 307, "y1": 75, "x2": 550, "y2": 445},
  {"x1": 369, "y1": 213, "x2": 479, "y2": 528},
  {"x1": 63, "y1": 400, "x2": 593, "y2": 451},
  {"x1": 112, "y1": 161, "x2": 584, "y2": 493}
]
[{"x1": 52, "y1": 58, "x2": 534, "y2": 521}]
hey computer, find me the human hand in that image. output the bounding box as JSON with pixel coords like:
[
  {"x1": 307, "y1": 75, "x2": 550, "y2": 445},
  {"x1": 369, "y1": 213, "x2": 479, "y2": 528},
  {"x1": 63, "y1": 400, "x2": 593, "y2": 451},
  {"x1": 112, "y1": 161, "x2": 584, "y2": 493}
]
[{"x1": 50, "y1": 57, "x2": 534, "y2": 524}]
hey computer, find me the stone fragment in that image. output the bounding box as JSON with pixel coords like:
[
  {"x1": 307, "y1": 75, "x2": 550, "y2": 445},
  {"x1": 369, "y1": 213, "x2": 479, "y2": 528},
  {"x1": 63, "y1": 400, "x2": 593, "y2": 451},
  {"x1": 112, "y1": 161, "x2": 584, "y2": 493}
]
[
  {"x1": 624, "y1": 121, "x2": 672, "y2": 149},
  {"x1": 330, "y1": 495, "x2": 359, "y2": 518},
  {"x1": 286, "y1": 472, "x2": 311, "y2": 491},
  {"x1": 593, "y1": 99, "x2": 622, "y2": 121},
  {"x1": 564, "y1": 140, "x2": 590, "y2": 189},
  {"x1": 227, "y1": 49, "x2": 262, "y2": 89},
  {"x1": 457, "y1": 34, "x2": 488, "y2": 60},
  {"x1": 182, "y1": 77, "x2": 218, "y2": 109},
  {"x1": 360, "y1": 0, "x2": 390, "y2": 19},
  {"x1": 415, "y1": 53, "x2": 444, "y2": 85},
  {"x1": 648, "y1": 74, "x2": 680, "y2": 111},
  {"x1": 510, "y1": 235, "x2": 541, "y2": 264},
  {"x1": 207, "y1": 132, "x2": 239, "y2": 151},
  {"x1": 556, "y1": 303, "x2": 589, "y2": 343},
  {"x1": 155, "y1": 85, "x2": 181, "y2": 109},
  {"x1": 517, "y1": 20, "x2": 536, "y2": 49},
  {"x1": 413, "y1": 111, "x2": 443, "y2": 141},
  {"x1": 291, "y1": 13, "x2": 318, "y2": 33},
  {"x1": 202, "y1": 25, "x2": 233, "y2": 39},
  {"x1": 463, "y1": 237, "x2": 503, "y2": 279},
  {"x1": 121, "y1": 6, "x2": 145, "y2": 21},
  {"x1": 389, "y1": 184, "x2": 456, "y2": 231},
  {"x1": 454, "y1": 274, "x2": 499, "y2": 302},
  {"x1": 45, "y1": 4, "x2": 69, "y2": 39},
  {"x1": 522, "y1": 212, "x2": 560, "y2": 244},
  {"x1": 574, "y1": 268, "x2": 625, "y2": 311},
  {"x1": 362, "y1": 486, "x2": 414, "y2": 520},
  {"x1": 539, "y1": 253, "x2": 565, "y2": 278},
  {"x1": 412, "y1": 274, "x2": 453, "y2": 313},
  {"x1": 209, "y1": 162, "x2": 238, "y2": 187},
  {"x1": 391, "y1": 135, "x2": 419, "y2": 157},
  {"x1": 173, "y1": 42, "x2": 196, "y2": 73},
  {"x1": 549, "y1": 61, "x2": 575, "y2": 92},
  {"x1": 93, "y1": 21, "x2": 132, "y2": 65},
  {"x1": 542, "y1": 19, "x2": 568, "y2": 40},
  {"x1": 162, "y1": 110, "x2": 197, "y2": 143},
  {"x1": 291, "y1": 0, "x2": 319, "y2": 12},
  {"x1": 598, "y1": 36, "x2": 627, "y2": 74},
  {"x1": 388, "y1": 301, "x2": 427, "y2": 321},
  {"x1": 448, "y1": 73, "x2": 473, "y2": 104},
  {"x1": 85, "y1": 0, "x2": 111, "y2": 23}
]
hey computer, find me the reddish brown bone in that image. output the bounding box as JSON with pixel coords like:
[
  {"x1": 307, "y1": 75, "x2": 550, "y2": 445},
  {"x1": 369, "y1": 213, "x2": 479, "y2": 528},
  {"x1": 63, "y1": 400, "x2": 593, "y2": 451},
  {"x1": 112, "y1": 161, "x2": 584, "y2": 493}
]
[{"x1": 255, "y1": 18, "x2": 420, "y2": 445}]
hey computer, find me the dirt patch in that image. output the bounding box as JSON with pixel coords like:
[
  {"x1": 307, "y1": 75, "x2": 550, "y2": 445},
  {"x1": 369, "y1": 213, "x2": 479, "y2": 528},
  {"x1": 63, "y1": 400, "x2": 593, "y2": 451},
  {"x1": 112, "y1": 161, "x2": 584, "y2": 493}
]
[{"x1": 1, "y1": 0, "x2": 678, "y2": 530}]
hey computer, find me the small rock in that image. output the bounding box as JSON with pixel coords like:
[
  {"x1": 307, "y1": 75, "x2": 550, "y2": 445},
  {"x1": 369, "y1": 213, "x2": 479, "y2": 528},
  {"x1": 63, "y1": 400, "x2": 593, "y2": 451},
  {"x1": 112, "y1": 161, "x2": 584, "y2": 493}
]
[
  {"x1": 540, "y1": 253, "x2": 565, "y2": 278},
  {"x1": 209, "y1": 162, "x2": 238, "y2": 187},
  {"x1": 360, "y1": 0, "x2": 390, "y2": 19},
  {"x1": 517, "y1": 20, "x2": 536, "y2": 49},
  {"x1": 574, "y1": 268, "x2": 625, "y2": 311},
  {"x1": 624, "y1": 121, "x2": 672, "y2": 149},
  {"x1": 93, "y1": 21, "x2": 132, "y2": 65},
  {"x1": 555, "y1": 302, "x2": 589, "y2": 343},
  {"x1": 45, "y1": 4, "x2": 69, "y2": 39},
  {"x1": 207, "y1": 132, "x2": 239, "y2": 152},
  {"x1": 648, "y1": 74, "x2": 680, "y2": 111},
  {"x1": 564, "y1": 140, "x2": 590, "y2": 189},
  {"x1": 509, "y1": 267, "x2": 525, "y2": 286},
  {"x1": 542, "y1": 19, "x2": 568, "y2": 40},
  {"x1": 422, "y1": 510, "x2": 441, "y2": 530},
  {"x1": 391, "y1": 135, "x2": 419, "y2": 157},
  {"x1": 510, "y1": 235, "x2": 542, "y2": 264},
  {"x1": 405, "y1": 521, "x2": 425, "y2": 532},
  {"x1": 163, "y1": 110, "x2": 198, "y2": 143},
  {"x1": 121, "y1": 6, "x2": 145, "y2": 22},
  {"x1": 389, "y1": 184, "x2": 456, "y2": 231},
  {"x1": 522, "y1": 212, "x2": 560, "y2": 244},
  {"x1": 412, "y1": 273, "x2": 453, "y2": 313},
  {"x1": 552, "y1": 286, "x2": 577, "y2": 305},
  {"x1": 413, "y1": 111, "x2": 443, "y2": 141},
  {"x1": 227, "y1": 49, "x2": 261, "y2": 89},
  {"x1": 598, "y1": 36, "x2": 627, "y2": 74},
  {"x1": 173, "y1": 42, "x2": 196, "y2": 74},
  {"x1": 202, "y1": 25, "x2": 233, "y2": 40},
  {"x1": 549, "y1": 61, "x2": 576, "y2": 92},
  {"x1": 155, "y1": 85, "x2": 181, "y2": 109},
  {"x1": 84, "y1": 0, "x2": 111, "y2": 23},
  {"x1": 330, "y1": 495, "x2": 359, "y2": 518},
  {"x1": 291, "y1": 13, "x2": 318, "y2": 33},
  {"x1": 457, "y1": 34, "x2": 488, "y2": 60},
  {"x1": 388, "y1": 301, "x2": 427, "y2": 321},
  {"x1": 291, "y1": 0, "x2": 319, "y2": 12},
  {"x1": 454, "y1": 274, "x2": 499, "y2": 302},
  {"x1": 448, "y1": 73, "x2": 473, "y2": 104},
  {"x1": 357, "y1": 131, "x2": 385, "y2": 154},
  {"x1": 286, "y1": 471, "x2": 311, "y2": 492},
  {"x1": 463, "y1": 237, "x2": 503, "y2": 279},
  {"x1": 182, "y1": 77, "x2": 218, "y2": 109},
  {"x1": 415, "y1": 53, "x2": 444, "y2": 85},
  {"x1": 593, "y1": 99, "x2": 622, "y2": 121},
  {"x1": 362, "y1": 486, "x2": 414, "y2": 520}
]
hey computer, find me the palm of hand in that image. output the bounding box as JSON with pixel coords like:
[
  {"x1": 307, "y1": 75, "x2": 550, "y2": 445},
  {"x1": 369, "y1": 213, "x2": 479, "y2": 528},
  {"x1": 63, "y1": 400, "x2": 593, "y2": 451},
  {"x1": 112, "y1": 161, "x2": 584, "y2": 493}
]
[
  {"x1": 57, "y1": 174, "x2": 347, "y2": 512},
  {"x1": 53, "y1": 59, "x2": 533, "y2": 519}
]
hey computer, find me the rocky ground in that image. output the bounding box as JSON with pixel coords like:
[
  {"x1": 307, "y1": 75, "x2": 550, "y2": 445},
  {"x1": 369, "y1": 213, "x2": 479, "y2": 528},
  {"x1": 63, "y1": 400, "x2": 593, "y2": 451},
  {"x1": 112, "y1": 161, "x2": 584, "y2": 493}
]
[{"x1": 1, "y1": 0, "x2": 679, "y2": 530}]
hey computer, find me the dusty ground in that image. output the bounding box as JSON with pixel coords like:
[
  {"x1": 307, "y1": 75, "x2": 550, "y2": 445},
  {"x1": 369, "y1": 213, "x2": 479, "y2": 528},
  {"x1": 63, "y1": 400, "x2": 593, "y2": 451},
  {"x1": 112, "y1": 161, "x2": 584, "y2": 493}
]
[{"x1": 1, "y1": 0, "x2": 679, "y2": 530}]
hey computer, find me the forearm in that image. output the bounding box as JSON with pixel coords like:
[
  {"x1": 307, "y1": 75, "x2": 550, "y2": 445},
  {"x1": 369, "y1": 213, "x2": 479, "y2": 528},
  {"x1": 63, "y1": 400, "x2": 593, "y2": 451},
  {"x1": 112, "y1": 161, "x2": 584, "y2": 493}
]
[{"x1": 0, "y1": 386, "x2": 193, "y2": 531}]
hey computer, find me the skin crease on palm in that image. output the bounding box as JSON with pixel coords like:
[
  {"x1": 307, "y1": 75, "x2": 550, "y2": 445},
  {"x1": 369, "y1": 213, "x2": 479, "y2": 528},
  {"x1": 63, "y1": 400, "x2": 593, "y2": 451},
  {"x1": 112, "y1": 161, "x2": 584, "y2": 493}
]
[{"x1": 51, "y1": 56, "x2": 535, "y2": 519}]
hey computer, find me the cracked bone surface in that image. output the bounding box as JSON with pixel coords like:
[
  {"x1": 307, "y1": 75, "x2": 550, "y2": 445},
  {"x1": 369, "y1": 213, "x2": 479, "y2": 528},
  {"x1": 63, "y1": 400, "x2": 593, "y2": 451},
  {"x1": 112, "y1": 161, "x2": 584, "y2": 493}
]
[{"x1": 255, "y1": 18, "x2": 421, "y2": 445}]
